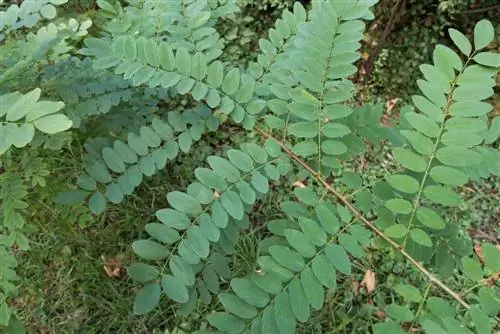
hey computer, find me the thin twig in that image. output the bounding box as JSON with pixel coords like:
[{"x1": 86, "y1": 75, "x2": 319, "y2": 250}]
[
  {"x1": 254, "y1": 126, "x2": 471, "y2": 311},
  {"x1": 460, "y1": 4, "x2": 500, "y2": 15}
]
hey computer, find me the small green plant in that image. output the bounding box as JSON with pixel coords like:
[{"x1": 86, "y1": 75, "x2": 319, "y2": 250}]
[{"x1": 1, "y1": 0, "x2": 499, "y2": 333}]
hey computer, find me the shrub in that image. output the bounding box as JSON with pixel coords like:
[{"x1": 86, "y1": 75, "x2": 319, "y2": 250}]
[{"x1": 1, "y1": 0, "x2": 499, "y2": 333}]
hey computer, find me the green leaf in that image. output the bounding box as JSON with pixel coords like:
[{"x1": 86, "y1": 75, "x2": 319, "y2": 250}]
[
  {"x1": 227, "y1": 149, "x2": 254, "y2": 172},
  {"x1": 220, "y1": 190, "x2": 244, "y2": 220},
  {"x1": 478, "y1": 287, "x2": 500, "y2": 316},
  {"x1": 274, "y1": 292, "x2": 296, "y2": 334},
  {"x1": 473, "y1": 19, "x2": 494, "y2": 50},
  {"x1": 89, "y1": 191, "x2": 106, "y2": 215},
  {"x1": 187, "y1": 226, "x2": 210, "y2": 258},
  {"x1": 372, "y1": 322, "x2": 405, "y2": 334},
  {"x1": 207, "y1": 61, "x2": 224, "y2": 88},
  {"x1": 386, "y1": 304, "x2": 414, "y2": 321},
  {"x1": 385, "y1": 198, "x2": 413, "y2": 214},
  {"x1": 127, "y1": 263, "x2": 160, "y2": 282},
  {"x1": 449, "y1": 101, "x2": 492, "y2": 117},
  {"x1": 166, "y1": 191, "x2": 202, "y2": 216},
  {"x1": 423, "y1": 185, "x2": 461, "y2": 207},
  {"x1": 411, "y1": 95, "x2": 444, "y2": 123},
  {"x1": 288, "y1": 279, "x2": 309, "y2": 323},
  {"x1": 322, "y1": 123, "x2": 351, "y2": 138},
  {"x1": 321, "y1": 140, "x2": 348, "y2": 155},
  {"x1": 207, "y1": 156, "x2": 240, "y2": 183},
  {"x1": 178, "y1": 132, "x2": 192, "y2": 153},
  {"x1": 33, "y1": 114, "x2": 72, "y2": 134},
  {"x1": 384, "y1": 224, "x2": 407, "y2": 239},
  {"x1": 311, "y1": 255, "x2": 336, "y2": 289},
  {"x1": 222, "y1": 68, "x2": 240, "y2": 95},
  {"x1": 230, "y1": 278, "x2": 269, "y2": 308},
  {"x1": 386, "y1": 175, "x2": 419, "y2": 194},
  {"x1": 436, "y1": 147, "x2": 482, "y2": 167},
  {"x1": 393, "y1": 148, "x2": 427, "y2": 172},
  {"x1": 426, "y1": 297, "x2": 455, "y2": 318},
  {"x1": 449, "y1": 28, "x2": 471, "y2": 56},
  {"x1": 469, "y1": 305, "x2": 492, "y2": 334},
  {"x1": 292, "y1": 141, "x2": 317, "y2": 157},
  {"x1": 299, "y1": 217, "x2": 326, "y2": 246},
  {"x1": 394, "y1": 284, "x2": 422, "y2": 302},
  {"x1": 429, "y1": 165, "x2": 468, "y2": 186},
  {"x1": 300, "y1": 267, "x2": 324, "y2": 310},
  {"x1": 133, "y1": 282, "x2": 161, "y2": 315},
  {"x1": 400, "y1": 130, "x2": 434, "y2": 156},
  {"x1": 195, "y1": 167, "x2": 227, "y2": 191},
  {"x1": 284, "y1": 229, "x2": 317, "y2": 258},
  {"x1": 315, "y1": 203, "x2": 340, "y2": 234},
  {"x1": 132, "y1": 240, "x2": 169, "y2": 260},
  {"x1": 416, "y1": 207, "x2": 446, "y2": 230},
  {"x1": 161, "y1": 275, "x2": 189, "y2": 303},
  {"x1": 169, "y1": 255, "x2": 195, "y2": 286},
  {"x1": 156, "y1": 208, "x2": 190, "y2": 230},
  {"x1": 324, "y1": 244, "x2": 351, "y2": 275},
  {"x1": 481, "y1": 243, "x2": 500, "y2": 271},
  {"x1": 473, "y1": 52, "x2": 500, "y2": 68},
  {"x1": 288, "y1": 122, "x2": 318, "y2": 138},
  {"x1": 219, "y1": 293, "x2": 257, "y2": 319},
  {"x1": 269, "y1": 245, "x2": 305, "y2": 272},
  {"x1": 405, "y1": 112, "x2": 440, "y2": 138},
  {"x1": 251, "y1": 170, "x2": 269, "y2": 194},
  {"x1": 461, "y1": 256, "x2": 484, "y2": 281},
  {"x1": 102, "y1": 147, "x2": 126, "y2": 173},
  {"x1": 207, "y1": 312, "x2": 245, "y2": 334},
  {"x1": 251, "y1": 273, "x2": 282, "y2": 294},
  {"x1": 417, "y1": 79, "x2": 447, "y2": 108},
  {"x1": 410, "y1": 228, "x2": 432, "y2": 247}
]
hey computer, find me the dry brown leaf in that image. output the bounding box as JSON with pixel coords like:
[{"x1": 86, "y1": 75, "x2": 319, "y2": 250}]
[
  {"x1": 214, "y1": 191, "x2": 220, "y2": 199},
  {"x1": 474, "y1": 244, "x2": 484, "y2": 263},
  {"x1": 351, "y1": 279, "x2": 360, "y2": 296},
  {"x1": 292, "y1": 181, "x2": 306, "y2": 188},
  {"x1": 361, "y1": 270, "x2": 376, "y2": 295},
  {"x1": 375, "y1": 309, "x2": 386, "y2": 320},
  {"x1": 102, "y1": 255, "x2": 124, "y2": 278}
]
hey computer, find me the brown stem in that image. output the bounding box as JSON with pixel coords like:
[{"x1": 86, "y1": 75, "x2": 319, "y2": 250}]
[
  {"x1": 254, "y1": 126, "x2": 471, "y2": 310},
  {"x1": 460, "y1": 4, "x2": 500, "y2": 15}
]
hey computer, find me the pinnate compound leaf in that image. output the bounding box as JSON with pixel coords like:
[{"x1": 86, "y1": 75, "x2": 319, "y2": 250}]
[
  {"x1": 132, "y1": 240, "x2": 169, "y2": 260},
  {"x1": 133, "y1": 282, "x2": 161, "y2": 315},
  {"x1": 207, "y1": 312, "x2": 245, "y2": 334},
  {"x1": 410, "y1": 228, "x2": 432, "y2": 247},
  {"x1": 128, "y1": 263, "x2": 159, "y2": 282},
  {"x1": 219, "y1": 293, "x2": 257, "y2": 319},
  {"x1": 167, "y1": 191, "x2": 202, "y2": 216},
  {"x1": 161, "y1": 275, "x2": 189, "y2": 303},
  {"x1": 473, "y1": 19, "x2": 494, "y2": 50}
]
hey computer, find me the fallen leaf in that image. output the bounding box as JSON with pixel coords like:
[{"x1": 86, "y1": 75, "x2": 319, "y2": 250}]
[
  {"x1": 474, "y1": 244, "x2": 484, "y2": 263},
  {"x1": 361, "y1": 269, "x2": 376, "y2": 295},
  {"x1": 292, "y1": 181, "x2": 306, "y2": 188},
  {"x1": 102, "y1": 255, "x2": 124, "y2": 278},
  {"x1": 375, "y1": 309, "x2": 386, "y2": 320},
  {"x1": 351, "y1": 279, "x2": 360, "y2": 295}
]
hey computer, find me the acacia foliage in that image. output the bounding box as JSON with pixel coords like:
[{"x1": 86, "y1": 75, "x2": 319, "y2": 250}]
[{"x1": 1, "y1": 0, "x2": 499, "y2": 333}]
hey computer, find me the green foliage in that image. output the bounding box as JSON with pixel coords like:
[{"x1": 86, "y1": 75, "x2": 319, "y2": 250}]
[{"x1": 1, "y1": 0, "x2": 499, "y2": 333}]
